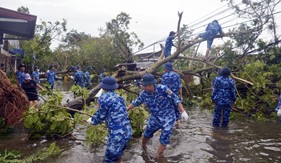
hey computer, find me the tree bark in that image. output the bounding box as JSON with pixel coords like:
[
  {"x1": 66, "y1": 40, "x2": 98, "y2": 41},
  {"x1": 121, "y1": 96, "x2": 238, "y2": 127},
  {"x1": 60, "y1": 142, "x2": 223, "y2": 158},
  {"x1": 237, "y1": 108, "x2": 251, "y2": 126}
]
[{"x1": 64, "y1": 12, "x2": 254, "y2": 110}]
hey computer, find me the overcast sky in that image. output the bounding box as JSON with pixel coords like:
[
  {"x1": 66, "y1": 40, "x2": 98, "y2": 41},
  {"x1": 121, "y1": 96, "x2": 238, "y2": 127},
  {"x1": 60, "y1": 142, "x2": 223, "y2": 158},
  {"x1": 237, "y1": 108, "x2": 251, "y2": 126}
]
[{"x1": 1, "y1": 0, "x2": 281, "y2": 54}]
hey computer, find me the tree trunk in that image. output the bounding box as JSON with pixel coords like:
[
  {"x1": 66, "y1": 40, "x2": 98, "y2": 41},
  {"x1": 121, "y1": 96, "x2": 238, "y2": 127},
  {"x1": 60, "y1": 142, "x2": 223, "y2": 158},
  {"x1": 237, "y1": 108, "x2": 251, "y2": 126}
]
[{"x1": 64, "y1": 12, "x2": 254, "y2": 111}]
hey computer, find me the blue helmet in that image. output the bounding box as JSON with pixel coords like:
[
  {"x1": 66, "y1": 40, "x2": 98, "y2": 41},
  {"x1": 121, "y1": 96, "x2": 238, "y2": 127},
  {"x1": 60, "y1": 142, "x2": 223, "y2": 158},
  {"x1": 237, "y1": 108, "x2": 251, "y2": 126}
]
[
  {"x1": 139, "y1": 74, "x2": 156, "y2": 86},
  {"x1": 34, "y1": 65, "x2": 39, "y2": 70},
  {"x1": 100, "y1": 76, "x2": 118, "y2": 90},
  {"x1": 164, "y1": 63, "x2": 174, "y2": 71},
  {"x1": 169, "y1": 31, "x2": 176, "y2": 36},
  {"x1": 213, "y1": 20, "x2": 218, "y2": 23},
  {"x1": 71, "y1": 66, "x2": 77, "y2": 71},
  {"x1": 221, "y1": 67, "x2": 231, "y2": 77},
  {"x1": 87, "y1": 66, "x2": 92, "y2": 71},
  {"x1": 49, "y1": 64, "x2": 55, "y2": 69}
]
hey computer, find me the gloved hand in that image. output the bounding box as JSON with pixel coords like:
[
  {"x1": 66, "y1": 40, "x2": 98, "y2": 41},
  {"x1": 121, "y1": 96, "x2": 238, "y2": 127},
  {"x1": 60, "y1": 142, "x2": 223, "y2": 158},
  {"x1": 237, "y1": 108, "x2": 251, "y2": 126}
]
[
  {"x1": 181, "y1": 111, "x2": 189, "y2": 122},
  {"x1": 87, "y1": 117, "x2": 93, "y2": 124},
  {"x1": 277, "y1": 109, "x2": 281, "y2": 117}
]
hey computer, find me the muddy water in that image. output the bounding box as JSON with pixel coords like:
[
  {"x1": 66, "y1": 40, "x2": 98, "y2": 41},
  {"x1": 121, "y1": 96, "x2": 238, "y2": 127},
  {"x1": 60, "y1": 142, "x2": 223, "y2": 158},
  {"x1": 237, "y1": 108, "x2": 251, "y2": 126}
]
[
  {"x1": 47, "y1": 107, "x2": 281, "y2": 163},
  {"x1": 1, "y1": 80, "x2": 281, "y2": 162}
]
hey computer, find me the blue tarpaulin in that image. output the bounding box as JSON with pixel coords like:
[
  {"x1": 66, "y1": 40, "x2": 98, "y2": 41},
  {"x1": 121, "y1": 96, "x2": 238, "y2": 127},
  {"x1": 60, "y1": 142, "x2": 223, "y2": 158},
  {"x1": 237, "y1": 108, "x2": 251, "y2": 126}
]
[{"x1": 9, "y1": 48, "x2": 25, "y2": 57}]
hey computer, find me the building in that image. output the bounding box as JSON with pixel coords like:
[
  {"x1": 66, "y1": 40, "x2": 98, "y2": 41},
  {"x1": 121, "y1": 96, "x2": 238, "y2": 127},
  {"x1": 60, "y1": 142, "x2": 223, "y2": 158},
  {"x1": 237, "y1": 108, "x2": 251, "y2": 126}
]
[{"x1": 0, "y1": 7, "x2": 37, "y2": 72}]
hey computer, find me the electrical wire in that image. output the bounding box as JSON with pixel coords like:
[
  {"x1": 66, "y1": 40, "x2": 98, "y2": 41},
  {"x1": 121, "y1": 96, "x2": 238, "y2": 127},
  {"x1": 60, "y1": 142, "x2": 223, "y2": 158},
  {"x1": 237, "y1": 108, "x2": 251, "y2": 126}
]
[{"x1": 133, "y1": 3, "x2": 280, "y2": 54}]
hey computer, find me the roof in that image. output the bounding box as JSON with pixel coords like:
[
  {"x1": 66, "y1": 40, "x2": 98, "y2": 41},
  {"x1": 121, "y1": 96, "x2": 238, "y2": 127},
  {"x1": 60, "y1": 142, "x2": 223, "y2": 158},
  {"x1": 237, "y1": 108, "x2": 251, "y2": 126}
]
[
  {"x1": 0, "y1": 7, "x2": 37, "y2": 40},
  {"x1": 135, "y1": 50, "x2": 162, "y2": 58}
]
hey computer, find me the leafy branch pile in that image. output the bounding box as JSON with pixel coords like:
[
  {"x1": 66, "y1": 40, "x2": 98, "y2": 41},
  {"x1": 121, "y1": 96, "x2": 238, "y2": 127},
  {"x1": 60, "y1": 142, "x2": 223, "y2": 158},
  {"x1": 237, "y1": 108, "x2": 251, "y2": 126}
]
[
  {"x1": 195, "y1": 46, "x2": 281, "y2": 120},
  {"x1": 24, "y1": 90, "x2": 74, "y2": 139},
  {"x1": 0, "y1": 142, "x2": 61, "y2": 163},
  {"x1": 128, "y1": 107, "x2": 149, "y2": 137}
]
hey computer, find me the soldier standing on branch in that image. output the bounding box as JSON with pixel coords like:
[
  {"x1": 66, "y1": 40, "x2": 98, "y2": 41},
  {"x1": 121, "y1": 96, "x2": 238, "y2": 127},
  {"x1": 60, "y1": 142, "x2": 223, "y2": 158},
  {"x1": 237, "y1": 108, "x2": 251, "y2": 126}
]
[{"x1": 193, "y1": 20, "x2": 224, "y2": 60}]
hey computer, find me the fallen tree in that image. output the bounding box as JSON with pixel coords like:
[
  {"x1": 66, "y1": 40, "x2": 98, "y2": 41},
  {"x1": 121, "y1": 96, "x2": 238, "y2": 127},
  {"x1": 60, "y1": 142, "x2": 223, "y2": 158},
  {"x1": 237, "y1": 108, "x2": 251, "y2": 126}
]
[
  {"x1": 65, "y1": 12, "x2": 255, "y2": 110},
  {"x1": 0, "y1": 70, "x2": 29, "y2": 125}
]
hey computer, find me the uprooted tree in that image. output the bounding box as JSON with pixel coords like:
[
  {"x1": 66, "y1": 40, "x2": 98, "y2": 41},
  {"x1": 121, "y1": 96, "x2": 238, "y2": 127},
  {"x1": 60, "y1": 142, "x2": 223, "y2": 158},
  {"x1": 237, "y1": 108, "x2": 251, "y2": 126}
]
[
  {"x1": 0, "y1": 70, "x2": 29, "y2": 125},
  {"x1": 65, "y1": 10, "x2": 263, "y2": 111},
  {"x1": 66, "y1": 0, "x2": 281, "y2": 118}
]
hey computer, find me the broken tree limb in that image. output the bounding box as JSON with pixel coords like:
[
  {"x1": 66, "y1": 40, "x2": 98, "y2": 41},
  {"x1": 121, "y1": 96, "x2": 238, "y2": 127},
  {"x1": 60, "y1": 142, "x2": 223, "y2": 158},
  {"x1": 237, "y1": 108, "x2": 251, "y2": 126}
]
[
  {"x1": 177, "y1": 56, "x2": 254, "y2": 85},
  {"x1": 65, "y1": 12, "x2": 255, "y2": 110}
]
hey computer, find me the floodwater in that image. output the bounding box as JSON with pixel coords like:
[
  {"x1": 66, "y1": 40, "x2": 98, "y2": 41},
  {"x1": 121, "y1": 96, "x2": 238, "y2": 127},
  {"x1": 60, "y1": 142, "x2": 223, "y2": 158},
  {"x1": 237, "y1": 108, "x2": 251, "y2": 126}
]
[{"x1": 1, "y1": 80, "x2": 281, "y2": 163}]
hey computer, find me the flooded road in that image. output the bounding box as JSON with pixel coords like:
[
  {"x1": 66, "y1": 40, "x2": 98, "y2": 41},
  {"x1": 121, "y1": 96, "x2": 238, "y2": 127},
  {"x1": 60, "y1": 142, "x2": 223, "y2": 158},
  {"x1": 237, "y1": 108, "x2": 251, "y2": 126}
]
[
  {"x1": 43, "y1": 106, "x2": 281, "y2": 163},
  {"x1": 1, "y1": 80, "x2": 281, "y2": 162}
]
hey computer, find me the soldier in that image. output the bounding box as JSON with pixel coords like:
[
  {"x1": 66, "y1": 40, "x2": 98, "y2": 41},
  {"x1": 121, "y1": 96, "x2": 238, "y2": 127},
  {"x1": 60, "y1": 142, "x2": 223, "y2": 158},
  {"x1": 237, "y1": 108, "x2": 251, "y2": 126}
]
[
  {"x1": 16, "y1": 63, "x2": 26, "y2": 86},
  {"x1": 161, "y1": 63, "x2": 183, "y2": 126},
  {"x1": 164, "y1": 31, "x2": 177, "y2": 58},
  {"x1": 74, "y1": 66, "x2": 85, "y2": 88},
  {"x1": 84, "y1": 66, "x2": 92, "y2": 89},
  {"x1": 194, "y1": 20, "x2": 224, "y2": 60},
  {"x1": 22, "y1": 73, "x2": 39, "y2": 108},
  {"x1": 275, "y1": 94, "x2": 281, "y2": 120},
  {"x1": 87, "y1": 76, "x2": 132, "y2": 163},
  {"x1": 127, "y1": 74, "x2": 189, "y2": 159},
  {"x1": 32, "y1": 65, "x2": 40, "y2": 84},
  {"x1": 99, "y1": 69, "x2": 106, "y2": 83},
  {"x1": 46, "y1": 64, "x2": 58, "y2": 90},
  {"x1": 211, "y1": 67, "x2": 236, "y2": 127}
]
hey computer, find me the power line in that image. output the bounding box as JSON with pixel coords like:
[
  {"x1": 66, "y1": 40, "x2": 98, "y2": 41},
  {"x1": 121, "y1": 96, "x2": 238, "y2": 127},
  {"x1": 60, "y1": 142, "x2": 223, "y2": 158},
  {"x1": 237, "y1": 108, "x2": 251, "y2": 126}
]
[
  {"x1": 189, "y1": 8, "x2": 233, "y2": 29},
  {"x1": 180, "y1": 10, "x2": 281, "y2": 40},
  {"x1": 133, "y1": 4, "x2": 280, "y2": 54},
  {"x1": 222, "y1": 10, "x2": 281, "y2": 29},
  {"x1": 188, "y1": 4, "x2": 229, "y2": 27},
  {"x1": 188, "y1": 2, "x2": 244, "y2": 29},
  {"x1": 133, "y1": 3, "x2": 238, "y2": 55},
  {"x1": 190, "y1": 3, "x2": 278, "y2": 32}
]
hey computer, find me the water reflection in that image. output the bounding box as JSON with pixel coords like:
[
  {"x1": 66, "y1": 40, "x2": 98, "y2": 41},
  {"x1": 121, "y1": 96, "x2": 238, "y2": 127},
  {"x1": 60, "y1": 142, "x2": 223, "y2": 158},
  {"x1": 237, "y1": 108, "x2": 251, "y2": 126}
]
[
  {"x1": 1, "y1": 84, "x2": 281, "y2": 162},
  {"x1": 208, "y1": 128, "x2": 233, "y2": 163}
]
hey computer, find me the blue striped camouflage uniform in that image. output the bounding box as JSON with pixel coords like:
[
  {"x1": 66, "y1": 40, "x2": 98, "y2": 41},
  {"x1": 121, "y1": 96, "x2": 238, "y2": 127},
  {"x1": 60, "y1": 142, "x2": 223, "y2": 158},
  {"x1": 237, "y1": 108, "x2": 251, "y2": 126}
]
[
  {"x1": 161, "y1": 71, "x2": 182, "y2": 120},
  {"x1": 276, "y1": 94, "x2": 281, "y2": 121},
  {"x1": 211, "y1": 76, "x2": 236, "y2": 127},
  {"x1": 16, "y1": 70, "x2": 25, "y2": 86},
  {"x1": 74, "y1": 70, "x2": 85, "y2": 88},
  {"x1": 275, "y1": 94, "x2": 281, "y2": 111},
  {"x1": 99, "y1": 73, "x2": 106, "y2": 83},
  {"x1": 90, "y1": 91, "x2": 133, "y2": 163},
  {"x1": 199, "y1": 20, "x2": 222, "y2": 48},
  {"x1": 47, "y1": 70, "x2": 56, "y2": 89},
  {"x1": 164, "y1": 36, "x2": 175, "y2": 57},
  {"x1": 84, "y1": 70, "x2": 92, "y2": 88},
  {"x1": 132, "y1": 84, "x2": 180, "y2": 145},
  {"x1": 32, "y1": 71, "x2": 40, "y2": 84}
]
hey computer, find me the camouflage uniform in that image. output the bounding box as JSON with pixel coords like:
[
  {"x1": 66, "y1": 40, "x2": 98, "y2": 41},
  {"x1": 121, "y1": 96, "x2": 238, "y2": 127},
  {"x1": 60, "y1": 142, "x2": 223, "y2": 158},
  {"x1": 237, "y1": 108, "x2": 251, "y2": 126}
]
[
  {"x1": 84, "y1": 70, "x2": 92, "y2": 88},
  {"x1": 276, "y1": 94, "x2": 281, "y2": 121},
  {"x1": 74, "y1": 70, "x2": 85, "y2": 88},
  {"x1": 161, "y1": 71, "x2": 182, "y2": 120},
  {"x1": 47, "y1": 70, "x2": 56, "y2": 89},
  {"x1": 132, "y1": 84, "x2": 180, "y2": 145},
  {"x1": 16, "y1": 70, "x2": 25, "y2": 86},
  {"x1": 212, "y1": 76, "x2": 236, "y2": 127},
  {"x1": 164, "y1": 35, "x2": 175, "y2": 57},
  {"x1": 275, "y1": 94, "x2": 281, "y2": 111},
  {"x1": 32, "y1": 71, "x2": 40, "y2": 84},
  {"x1": 99, "y1": 73, "x2": 106, "y2": 83},
  {"x1": 90, "y1": 91, "x2": 133, "y2": 163},
  {"x1": 199, "y1": 20, "x2": 223, "y2": 48}
]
